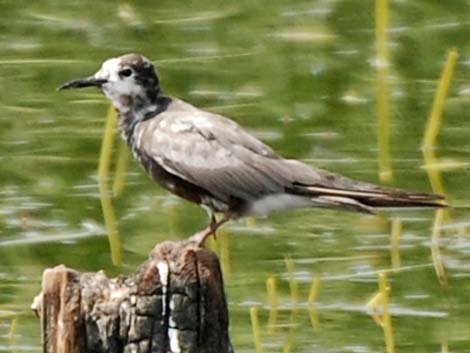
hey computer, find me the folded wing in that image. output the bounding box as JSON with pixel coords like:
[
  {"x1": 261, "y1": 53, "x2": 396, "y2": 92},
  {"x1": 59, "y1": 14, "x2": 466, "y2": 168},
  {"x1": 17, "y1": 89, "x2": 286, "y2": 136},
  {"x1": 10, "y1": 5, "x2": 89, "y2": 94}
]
[{"x1": 136, "y1": 100, "x2": 446, "y2": 213}]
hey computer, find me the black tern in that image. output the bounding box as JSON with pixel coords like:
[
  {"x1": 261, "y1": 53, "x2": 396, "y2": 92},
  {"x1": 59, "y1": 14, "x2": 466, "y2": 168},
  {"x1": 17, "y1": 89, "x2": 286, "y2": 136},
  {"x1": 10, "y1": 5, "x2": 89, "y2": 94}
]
[{"x1": 59, "y1": 53, "x2": 446, "y2": 244}]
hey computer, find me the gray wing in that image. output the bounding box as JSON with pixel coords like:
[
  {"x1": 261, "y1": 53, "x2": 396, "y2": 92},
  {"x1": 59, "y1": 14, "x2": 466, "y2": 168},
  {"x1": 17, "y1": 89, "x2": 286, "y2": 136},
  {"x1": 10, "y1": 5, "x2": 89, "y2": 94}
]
[
  {"x1": 135, "y1": 101, "x2": 320, "y2": 203},
  {"x1": 136, "y1": 99, "x2": 445, "y2": 210}
]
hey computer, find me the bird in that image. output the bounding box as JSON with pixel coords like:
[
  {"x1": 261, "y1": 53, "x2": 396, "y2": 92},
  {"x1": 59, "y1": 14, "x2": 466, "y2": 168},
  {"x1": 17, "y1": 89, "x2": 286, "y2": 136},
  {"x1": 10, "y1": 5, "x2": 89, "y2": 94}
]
[{"x1": 59, "y1": 53, "x2": 446, "y2": 244}]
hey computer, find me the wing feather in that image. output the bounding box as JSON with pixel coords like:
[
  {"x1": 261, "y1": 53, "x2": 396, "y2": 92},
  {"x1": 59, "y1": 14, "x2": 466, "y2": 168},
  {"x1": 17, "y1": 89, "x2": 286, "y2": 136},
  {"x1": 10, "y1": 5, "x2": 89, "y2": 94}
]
[
  {"x1": 136, "y1": 100, "x2": 289, "y2": 202},
  {"x1": 135, "y1": 99, "x2": 446, "y2": 210}
]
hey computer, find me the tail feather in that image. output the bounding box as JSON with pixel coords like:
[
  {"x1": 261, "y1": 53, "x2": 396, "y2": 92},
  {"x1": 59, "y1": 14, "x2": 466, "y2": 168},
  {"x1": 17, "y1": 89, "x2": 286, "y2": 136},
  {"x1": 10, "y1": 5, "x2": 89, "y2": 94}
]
[
  {"x1": 283, "y1": 163, "x2": 447, "y2": 212},
  {"x1": 290, "y1": 184, "x2": 447, "y2": 211},
  {"x1": 314, "y1": 195, "x2": 375, "y2": 214}
]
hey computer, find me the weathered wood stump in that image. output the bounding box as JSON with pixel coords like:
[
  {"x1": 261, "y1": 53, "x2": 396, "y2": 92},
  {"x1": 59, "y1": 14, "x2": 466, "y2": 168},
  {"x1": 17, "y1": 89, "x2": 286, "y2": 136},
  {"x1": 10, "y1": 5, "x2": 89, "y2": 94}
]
[{"x1": 31, "y1": 236, "x2": 233, "y2": 353}]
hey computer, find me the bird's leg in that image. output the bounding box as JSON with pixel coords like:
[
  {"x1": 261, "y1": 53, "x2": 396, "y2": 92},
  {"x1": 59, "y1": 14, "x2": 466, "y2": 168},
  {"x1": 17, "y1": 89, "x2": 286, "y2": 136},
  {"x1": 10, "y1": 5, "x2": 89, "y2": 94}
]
[
  {"x1": 191, "y1": 213, "x2": 231, "y2": 247},
  {"x1": 209, "y1": 213, "x2": 218, "y2": 240}
]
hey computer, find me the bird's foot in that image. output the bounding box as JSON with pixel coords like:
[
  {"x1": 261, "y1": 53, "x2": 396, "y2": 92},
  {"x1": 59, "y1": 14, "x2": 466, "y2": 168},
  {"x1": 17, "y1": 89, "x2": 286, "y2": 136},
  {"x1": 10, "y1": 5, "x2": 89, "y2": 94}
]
[
  {"x1": 190, "y1": 227, "x2": 215, "y2": 247},
  {"x1": 190, "y1": 214, "x2": 230, "y2": 247}
]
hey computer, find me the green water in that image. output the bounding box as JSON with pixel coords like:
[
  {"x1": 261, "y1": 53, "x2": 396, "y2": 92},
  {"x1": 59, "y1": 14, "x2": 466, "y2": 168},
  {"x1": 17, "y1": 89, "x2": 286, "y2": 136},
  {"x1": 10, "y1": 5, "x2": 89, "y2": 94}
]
[{"x1": 1, "y1": 0, "x2": 469, "y2": 352}]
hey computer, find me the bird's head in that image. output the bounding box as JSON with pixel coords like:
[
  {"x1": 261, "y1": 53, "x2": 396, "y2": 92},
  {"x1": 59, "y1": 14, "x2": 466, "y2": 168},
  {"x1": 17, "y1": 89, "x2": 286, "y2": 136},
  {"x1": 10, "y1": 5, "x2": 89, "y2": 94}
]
[{"x1": 59, "y1": 53, "x2": 160, "y2": 113}]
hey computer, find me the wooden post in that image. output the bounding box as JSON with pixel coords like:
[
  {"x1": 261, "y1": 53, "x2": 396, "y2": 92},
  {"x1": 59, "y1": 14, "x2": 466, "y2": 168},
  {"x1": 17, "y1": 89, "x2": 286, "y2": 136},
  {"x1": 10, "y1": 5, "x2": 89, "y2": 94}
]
[{"x1": 31, "y1": 236, "x2": 233, "y2": 353}]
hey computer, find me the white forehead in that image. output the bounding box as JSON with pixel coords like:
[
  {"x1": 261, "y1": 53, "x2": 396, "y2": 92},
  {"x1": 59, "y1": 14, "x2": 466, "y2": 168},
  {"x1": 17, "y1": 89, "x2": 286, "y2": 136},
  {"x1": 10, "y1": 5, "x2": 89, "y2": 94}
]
[
  {"x1": 94, "y1": 57, "x2": 122, "y2": 81},
  {"x1": 101, "y1": 58, "x2": 121, "y2": 73}
]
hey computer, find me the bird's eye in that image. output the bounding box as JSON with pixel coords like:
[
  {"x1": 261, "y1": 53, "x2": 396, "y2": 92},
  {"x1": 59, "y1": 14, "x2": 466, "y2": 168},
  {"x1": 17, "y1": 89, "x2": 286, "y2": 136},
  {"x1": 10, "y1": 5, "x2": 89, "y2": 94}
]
[{"x1": 119, "y1": 69, "x2": 133, "y2": 77}]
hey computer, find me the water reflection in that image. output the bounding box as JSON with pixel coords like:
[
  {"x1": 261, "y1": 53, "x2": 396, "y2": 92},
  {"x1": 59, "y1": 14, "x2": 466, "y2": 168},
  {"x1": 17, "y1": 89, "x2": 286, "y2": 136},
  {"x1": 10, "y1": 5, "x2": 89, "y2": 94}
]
[{"x1": 0, "y1": 0, "x2": 469, "y2": 352}]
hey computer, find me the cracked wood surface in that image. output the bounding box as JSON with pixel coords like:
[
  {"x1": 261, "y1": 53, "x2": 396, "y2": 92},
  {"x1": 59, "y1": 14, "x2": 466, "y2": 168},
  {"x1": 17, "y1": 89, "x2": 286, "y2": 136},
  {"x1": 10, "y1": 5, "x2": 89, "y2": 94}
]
[{"x1": 32, "y1": 237, "x2": 233, "y2": 353}]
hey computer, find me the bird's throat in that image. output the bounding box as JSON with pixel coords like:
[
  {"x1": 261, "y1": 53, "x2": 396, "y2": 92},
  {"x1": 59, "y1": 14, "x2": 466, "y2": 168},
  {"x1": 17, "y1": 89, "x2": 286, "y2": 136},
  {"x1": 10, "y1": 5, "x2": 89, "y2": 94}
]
[{"x1": 116, "y1": 92, "x2": 170, "y2": 147}]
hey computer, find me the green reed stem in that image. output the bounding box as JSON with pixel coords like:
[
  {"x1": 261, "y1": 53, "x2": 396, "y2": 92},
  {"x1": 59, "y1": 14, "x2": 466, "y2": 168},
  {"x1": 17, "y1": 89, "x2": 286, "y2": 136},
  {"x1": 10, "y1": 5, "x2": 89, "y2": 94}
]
[
  {"x1": 98, "y1": 105, "x2": 122, "y2": 266},
  {"x1": 375, "y1": 0, "x2": 393, "y2": 182}
]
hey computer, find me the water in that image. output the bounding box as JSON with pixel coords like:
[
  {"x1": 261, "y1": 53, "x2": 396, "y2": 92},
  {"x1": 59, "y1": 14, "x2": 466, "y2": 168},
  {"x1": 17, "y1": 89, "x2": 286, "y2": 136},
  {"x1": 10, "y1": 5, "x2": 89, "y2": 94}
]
[{"x1": 1, "y1": 0, "x2": 469, "y2": 352}]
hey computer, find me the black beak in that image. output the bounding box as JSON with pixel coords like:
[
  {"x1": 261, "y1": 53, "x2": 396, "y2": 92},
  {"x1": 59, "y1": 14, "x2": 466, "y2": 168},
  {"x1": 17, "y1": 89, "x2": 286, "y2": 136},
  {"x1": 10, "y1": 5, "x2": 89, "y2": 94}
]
[{"x1": 57, "y1": 76, "x2": 107, "y2": 91}]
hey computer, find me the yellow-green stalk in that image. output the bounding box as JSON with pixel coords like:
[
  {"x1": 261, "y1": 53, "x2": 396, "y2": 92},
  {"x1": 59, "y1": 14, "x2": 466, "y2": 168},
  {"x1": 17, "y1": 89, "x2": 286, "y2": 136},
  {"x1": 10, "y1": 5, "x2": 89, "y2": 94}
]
[
  {"x1": 422, "y1": 49, "x2": 458, "y2": 222},
  {"x1": 112, "y1": 139, "x2": 130, "y2": 196},
  {"x1": 431, "y1": 209, "x2": 448, "y2": 288},
  {"x1": 266, "y1": 277, "x2": 278, "y2": 335},
  {"x1": 250, "y1": 306, "x2": 263, "y2": 353},
  {"x1": 218, "y1": 227, "x2": 231, "y2": 279},
  {"x1": 98, "y1": 105, "x2": 122, "y2": 266},
  {"x1": 308, "y1": 277, "x2": 321, "y2": 331},
  {"x1": 284, "y1": 257, "x2": 299, "y2": 304},
  {"x1": 379, "y1": 272, "x2": 395, "y2": 353},
  {"x1": 375, "y1": 0, "x2": 393, "y2": 182},
  {"x1": 422, "y1": 50, "x2": 458, "y2": 149},
  {"x1": 308, "y1": 277, "x2": 321, "y2": 304},
  {"x1": 390, "y1": 218, "x2": 402, "y2": 270}
]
